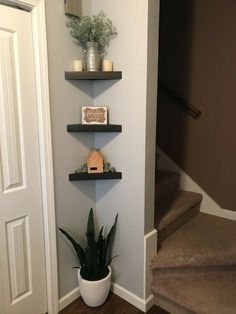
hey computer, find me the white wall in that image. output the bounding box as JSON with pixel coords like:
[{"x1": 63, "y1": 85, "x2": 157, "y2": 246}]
[
  {"x1": 45, "y1": 0, "x2": 95, "y2": 298},
  {"x1": 92, "y1": 0, "x2": 158, "y2": 299}
]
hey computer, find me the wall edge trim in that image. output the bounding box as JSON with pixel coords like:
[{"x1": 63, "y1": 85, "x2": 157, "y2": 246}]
[
  {"x1": 143, "y1": 228, "x2": 157, "y2": 305},
  {"x1": 30, "y1": 1, "x2": 59, "y2": 313}
]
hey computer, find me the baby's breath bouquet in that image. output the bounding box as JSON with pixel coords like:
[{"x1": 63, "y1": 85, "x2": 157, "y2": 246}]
[{"x1": 67, "y1": 11, "x2": 117, "y2": 53}]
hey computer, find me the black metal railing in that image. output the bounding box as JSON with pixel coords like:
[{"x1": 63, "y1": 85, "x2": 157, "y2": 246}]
[{"x1": 159, "y1": 80, "x2": 202, "y2": 119}]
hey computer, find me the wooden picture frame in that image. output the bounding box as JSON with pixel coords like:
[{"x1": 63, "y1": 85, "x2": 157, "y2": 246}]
[{"x1": 82, "y1": 106, "x2": 108, "y2": 125}]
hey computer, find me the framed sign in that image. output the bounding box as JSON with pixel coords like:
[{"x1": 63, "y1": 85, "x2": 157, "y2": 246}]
[{"x1": 82, "y1": 106, "x2": 108, "y2": 124}]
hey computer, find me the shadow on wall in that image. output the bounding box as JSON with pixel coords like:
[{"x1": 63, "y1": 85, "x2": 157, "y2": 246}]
[{"x1": 157, "y1": 0, "x2": 195, "y2": 167}]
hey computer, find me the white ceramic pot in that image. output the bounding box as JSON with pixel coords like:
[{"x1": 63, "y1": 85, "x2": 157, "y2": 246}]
[{"x1": 78, "y1": 267, "x2": 111, "y2": 307}]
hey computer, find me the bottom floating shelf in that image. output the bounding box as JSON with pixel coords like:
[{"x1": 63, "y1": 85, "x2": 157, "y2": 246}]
[{"x1": 69, "y1": 172, "x2": 122, "y2": 181}]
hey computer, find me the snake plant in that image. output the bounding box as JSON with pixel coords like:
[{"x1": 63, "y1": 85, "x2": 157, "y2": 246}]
[{"x1": 59, "y1": 208, "x2": 118, "y2": 281}]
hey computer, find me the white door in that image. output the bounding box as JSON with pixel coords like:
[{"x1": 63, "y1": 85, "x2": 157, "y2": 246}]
[{"x1": 0, "y1": 4, "x2": 47, "y2": 314}]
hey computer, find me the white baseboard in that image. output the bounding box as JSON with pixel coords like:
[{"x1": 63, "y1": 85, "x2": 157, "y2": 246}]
[
  {"x1": 58, "y1": 287, "x2": 80, "y2": 311},
  {"x1": 59, "y1": 282, "x2": 154, "y2": 313},
  {"x1": 157, "y1": 148, "x2": 236, "y2": 221},
  {"x1": 202, "y1": 207, "x2": 236, "y2": 221},
  {"x1": 111, "y1": 282, "x2": 154, "y2": 313}
]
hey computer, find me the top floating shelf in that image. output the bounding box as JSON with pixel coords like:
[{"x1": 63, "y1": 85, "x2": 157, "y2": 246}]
[{"x1": 65, "y1": 71, "x2": 122, "y2": 80}]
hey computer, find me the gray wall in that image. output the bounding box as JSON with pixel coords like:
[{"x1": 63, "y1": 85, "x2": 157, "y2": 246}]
[
  {"x1": 45, "y1": 0, "x2": 95, "y2": 298},
  {"x1": 46, "y1": 0, "x2": 158, "y2": 300},
  {"x1": 92, "y1": 0, "x2": 158, "y2": 298}
]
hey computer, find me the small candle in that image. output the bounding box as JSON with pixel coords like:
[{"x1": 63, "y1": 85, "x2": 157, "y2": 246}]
[
  {"x1": 73, "y1": 60, "x2": 83, "y2": 71},
  {"x1": 102, "y1": 60, "x2": 113, "y2": 72}
]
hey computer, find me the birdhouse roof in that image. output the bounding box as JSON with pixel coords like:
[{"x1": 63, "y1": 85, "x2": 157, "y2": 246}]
[{"x1": 87, "y1": 150, "x2": 104, "y2": 163}]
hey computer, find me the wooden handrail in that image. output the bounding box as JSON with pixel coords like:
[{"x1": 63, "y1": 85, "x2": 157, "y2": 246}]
[{"x1": 159, "y1": 80, "x2": 202, "y2": 119}]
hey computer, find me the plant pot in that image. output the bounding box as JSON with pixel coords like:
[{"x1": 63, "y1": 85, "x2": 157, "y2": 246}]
[
  {"x1": 78, "y1": 266, "x2": 111, "y2": 307},
  {"x1": 85, "y1": 41, "x2": 101, "y2": 71}
]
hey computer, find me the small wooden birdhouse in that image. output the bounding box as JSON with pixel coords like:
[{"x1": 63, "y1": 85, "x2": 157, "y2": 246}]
[{"x1": 87, "y1": 150, "x2": 104, "y2": 173}]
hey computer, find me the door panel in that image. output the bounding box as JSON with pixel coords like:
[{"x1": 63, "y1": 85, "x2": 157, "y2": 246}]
[
  {"x1": 0, "y1": 29, "x2": 25, "y2": 192},
  {"x1": 0, "y1": 4, "x2": 47, "y2": 314},
  {"x1": 6, "y1": 216, "x2": 31, "y2": 304}
]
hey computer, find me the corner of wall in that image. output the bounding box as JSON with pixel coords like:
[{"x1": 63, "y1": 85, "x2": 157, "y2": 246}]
[{"x1": 144, "y1": 0, "x2": 160, "y2": 234}]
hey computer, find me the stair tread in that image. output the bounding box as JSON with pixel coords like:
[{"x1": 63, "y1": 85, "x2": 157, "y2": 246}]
[
  {"x1": 155, "y1": 190, "x2": 202, "y2": 231},
  {"x1": 152, "y1": 270, "x2": 236, "y2": 314},
  {"x1": 151, "y1": 213, "x2": 236, "y2": 270},
  {"x1": 156, "y1": 170, "x2": 180, "y2": 186}
]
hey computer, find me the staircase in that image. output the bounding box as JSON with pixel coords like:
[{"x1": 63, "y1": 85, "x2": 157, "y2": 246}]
[{"x1": 151, "y1": 170, "x2": 236, "y2": 314}]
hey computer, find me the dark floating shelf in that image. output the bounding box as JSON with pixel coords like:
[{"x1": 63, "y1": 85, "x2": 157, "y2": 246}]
[
  {"x1": 69, "y1": 172, "x2": 122, "y2": 181},
  {"x1": 65, "y1": 71, "x2": 122, "y2": 80},
  {"x1": 67, "y1": 124, "x2": 122, "y2": 133}
]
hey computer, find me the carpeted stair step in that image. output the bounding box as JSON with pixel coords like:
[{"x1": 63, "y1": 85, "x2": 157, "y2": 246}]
[
  {"x1": 152, "y1": 270, "x2": 236, "y2": 314},
  {"x1": 155, "y1": 190, "x2": 202, "y2": 243},
  {"x1": 152, "y1": 264, "x2": 236, "y2": 281},
  {"x1": 155, "y1": 170, "x2": 180, "y2": 199},
  {"x1": 151, "y1": 213, "x2": 236, "y2": 271}
]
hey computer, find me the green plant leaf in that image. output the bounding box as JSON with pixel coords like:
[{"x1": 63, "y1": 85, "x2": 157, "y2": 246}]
[
  {"x1": 59, "y1": 228, "x2": 85, "y2": 266},
  {"x1": 60, "y1": 210, "x2": 118, "y2": 281},
  {"x1": 91, "y1": 241, "x2": 99, "y2": 277},
  {"x1": 107, "y1": 254, "x2": 119, "y2": 266},
  {"x1": 99, "y1": 237, "x2": 106, "y2": 267},
  {"x1": 84, "y1": 240, "x2": 99, "y2": 280},
  {"x1": 84, "y1": 245, "x2": 92, "y2": 277},
  {"x1": 86, "y1": 208, "x2": 95, "y2": 242},
  {"x1": 98, "y1": 226, "x2": 104, "y2": 244},
  {"x1": 106, "y1": 214, "x2": 118, "y2": 253}
]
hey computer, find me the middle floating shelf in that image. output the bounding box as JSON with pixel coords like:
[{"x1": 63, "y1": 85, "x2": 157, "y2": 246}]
[
  {"x1": 67, "y1": 124, "x2": 122, "y2": 133},
  {"x1": 69, "y1": 172, "x2": 122, "y2": 181}
]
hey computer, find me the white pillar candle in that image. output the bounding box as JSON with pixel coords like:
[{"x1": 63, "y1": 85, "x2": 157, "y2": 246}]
[
  {"x1": 102, "y1": 60, "x2": 113, "y2": 72},
  {"x1": 73, "y1": 60, "x2": 83, "y2": 71}
]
